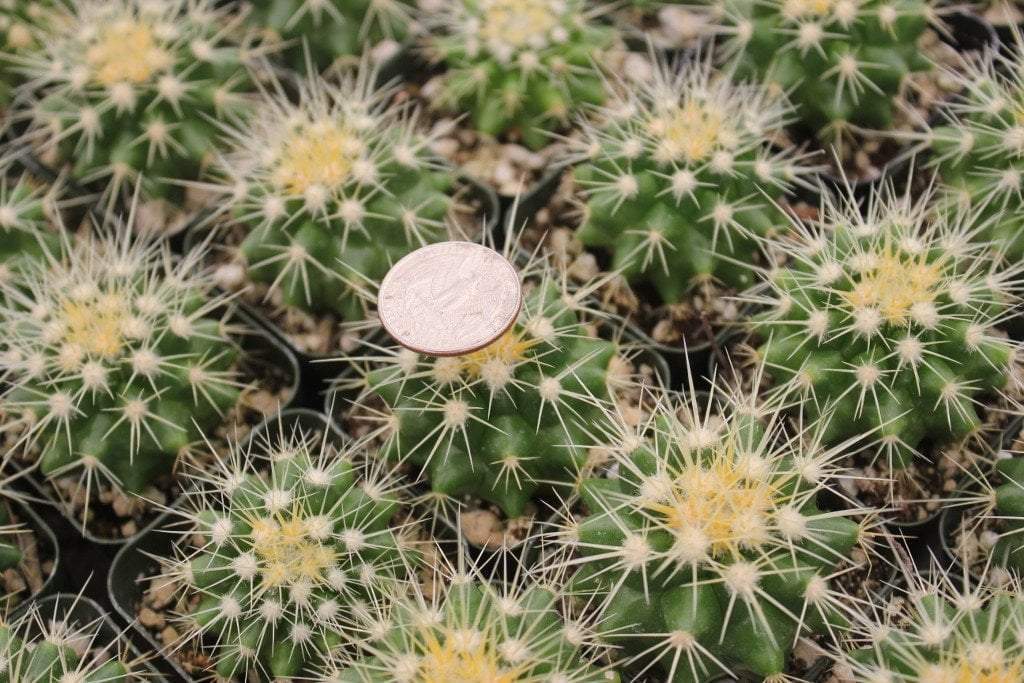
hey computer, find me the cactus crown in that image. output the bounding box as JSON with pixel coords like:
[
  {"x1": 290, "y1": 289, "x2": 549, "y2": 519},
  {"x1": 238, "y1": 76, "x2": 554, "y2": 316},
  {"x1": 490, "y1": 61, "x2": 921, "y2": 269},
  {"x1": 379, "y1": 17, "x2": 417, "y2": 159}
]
[
  {"x1": 572, "y1": 55, "x2": 815, "y2": 302},
  {"x1": 560, "y1": 376, "x2": 874, "y2": 680},
  {"x1": 167, "y1": 420, "x2": 417, "y2": 679},
  {"x1": 749, "y1": 183, "x2": 1021, "y2": 468},
  {"x1": 12, "y1": 0, "x2": 253, "y2": 203},
  {"x1": 428, "y1": 0, "x2": 615, "y2": 149},
  {"x1": 929, "y1": 37, "x2": 1024, "y2": 262},
  {"x1": 212, "y1": 67, "x2": 456, "y2": 320},
  {"x1": 836, "y1": 568, "x2": 1024, "y2": 683},
  {"x1": 0, "y1": 212, "x2": 243, "y2": 492}
]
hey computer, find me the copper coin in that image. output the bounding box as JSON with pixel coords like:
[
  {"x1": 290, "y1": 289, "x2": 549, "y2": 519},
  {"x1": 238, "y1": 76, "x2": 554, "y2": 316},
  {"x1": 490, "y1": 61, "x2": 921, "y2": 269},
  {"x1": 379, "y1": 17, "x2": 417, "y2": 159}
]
[{"x1": 377, "y1": 242, "x2": 523, "y2": 356}]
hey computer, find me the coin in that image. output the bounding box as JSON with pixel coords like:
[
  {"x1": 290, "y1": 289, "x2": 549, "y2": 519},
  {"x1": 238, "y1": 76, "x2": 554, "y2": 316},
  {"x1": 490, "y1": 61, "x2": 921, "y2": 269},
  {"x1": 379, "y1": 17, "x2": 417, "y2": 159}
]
[{"x1": 377, "y1": 242, "x2": 523, "y2": 357}]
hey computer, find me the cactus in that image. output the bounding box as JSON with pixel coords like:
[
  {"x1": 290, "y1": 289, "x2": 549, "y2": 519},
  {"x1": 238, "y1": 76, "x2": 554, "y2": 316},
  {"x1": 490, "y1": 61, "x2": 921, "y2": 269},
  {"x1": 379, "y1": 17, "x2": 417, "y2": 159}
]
[
  {"x1": 346, "y1": 248, "x2": 623, "y2": 519},
  {"x1": 834, "y1": 567, "x2": 1024, "y2": 682},
  {"x1": 327, "y1": 542, "x2": 618, "y2": 682},
  {"x1": 0, "y1": 218, "x2": 244, "y2": 494},
  {"x1": 558, "y1": 378, "x2": 875, "y2": 682},
  {"x1": 929, "y1": 38, "x2": 1024, "y2": 262},
  {"x1": 571, "y1": 56, "x2": 815, "y2": 304},
  {"x1": 165, "y1": 421, "x2": 416, "y2": 680},
  {"x1": 748, "y1": 184, "x2": 1020, "y2": 470},
  {"x1": 209, "y1": 68, "x2": 456, "y2": 321},
  {"x1": 241, "y1": 0, "x2": 414, "y2": 74},
  {"x1": 0, "y1": 598, "x2": 140, "y2": 682},
  {"x1": 427, "y1": 0, "x2": 616, "y2": 150},
  {"x1": 712, "y1": 0, "x2": 933, "y2": 138},
  {"x1": 10, "y1": 0, "x2": 255, "y2": 206},
  {"x1": 0, "y1": 504, "x2": 21, "y2": 572},
  {"x1": 0, "y1": 0, "x2": 56, "y2": 107},
  {"x1": 0, "y1": 165, "x2": 61, "y2": 290}
]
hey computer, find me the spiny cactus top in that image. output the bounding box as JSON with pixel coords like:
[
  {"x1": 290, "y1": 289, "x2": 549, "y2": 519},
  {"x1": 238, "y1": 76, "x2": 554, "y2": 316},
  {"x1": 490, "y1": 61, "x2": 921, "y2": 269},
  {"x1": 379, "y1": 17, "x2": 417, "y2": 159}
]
[
  {"x1": 0, "y1": 599, "x2": 142, "y2": 682},
  {"x1": 930, "y1": 40, "x2": 1024, "y2": 262},
  {"x1": 427, "y1": 0, "x2": 615, "y2": 150},
  {"x1": 11, "y1": 0, "x2": 254, "y2": 204},
  {"x1": 242, "y1": 0, "x2": 414, "y2": 74},
  {"x1": 749, "y1": 185, "x2": 1020, "y2": 469},
  {"x1": 834, "y1": 569, "x2": 1024, "y2": 682},
  {"x1": 571, "y1": 56, "x2": 814, "y2": 304},
  {"x1": 349, "y1": 248, "x2": 622, "y2": 519},
  {"x1": 560, "y1": 380, "x2": 873, "y2": 681},
  {"x1": 167, "y1": 424, "x2": 415, "y2": 680},
  {"x1": 211, "y1": 68, "x2": 456, "y2": 321},
  {"x1": 0, "y1": 223, "x2": 243, "y2": 493},
  {"x1": 328, "y1": 551, "x2": 618, "y2": 682},
  {"x1": 713, "y1": 0, "x2": 933, "y2": 137},
  {"x1": 0, "y1": 0, "x2": 54, "y2": 107}
]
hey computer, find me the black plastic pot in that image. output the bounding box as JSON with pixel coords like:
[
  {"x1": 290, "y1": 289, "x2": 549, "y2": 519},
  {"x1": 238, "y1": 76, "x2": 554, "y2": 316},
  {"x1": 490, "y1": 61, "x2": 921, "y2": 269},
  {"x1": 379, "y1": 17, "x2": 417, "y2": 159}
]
[
  {"x1": 18, "y1": 305, "x2": 301, "y2": 547},
  {"x1": 0, "y1": 493, "x2": 61, "y2": 607},
  {"x1": 107, "y1": 409, "x2": 345, "y2": 682}
]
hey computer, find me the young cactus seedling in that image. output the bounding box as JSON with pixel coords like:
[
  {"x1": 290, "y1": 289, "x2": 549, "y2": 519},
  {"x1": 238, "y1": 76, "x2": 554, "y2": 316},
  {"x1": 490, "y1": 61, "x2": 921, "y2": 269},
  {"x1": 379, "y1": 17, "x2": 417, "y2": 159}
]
[
  {"x1": 326, "y1": 535, "x2": 619, "y2": 682},
  {"x1": 570, "y1": 54, "x2": 815, "y2": 304},
  {"x1": 162, "y1": 420, "x2": 419, "y2": 680},
  {"x1": 207, "y1": 66, "x2": 456, "y2": 325},
  {"x1": 426, "y1": 0, "x2": 616, "y2": 150},
  {"x1": 9, "y1": 0, "x2": 256, "y2": 207},
  {"x1": 929, "y1": 34, "x2": 1024, "y2": 262},
  {"x1": 241, "y1": 0, "x2": 414, "y2": 74},
  {"x1": 711, "y1": 0, "x2": 934, "y2": 140},
  {"x1": 342, "y1": 244, "x2": 629, "y2": 520},
  {"x1": 747, "y1": 182, "x2": 1022, "y2": 471},
  {"x1": 0, "y1": 208, "x2": 244, "y2": 495},
  {"x1": 555, "y1": 374, "x2": 878, "y2": 682}
]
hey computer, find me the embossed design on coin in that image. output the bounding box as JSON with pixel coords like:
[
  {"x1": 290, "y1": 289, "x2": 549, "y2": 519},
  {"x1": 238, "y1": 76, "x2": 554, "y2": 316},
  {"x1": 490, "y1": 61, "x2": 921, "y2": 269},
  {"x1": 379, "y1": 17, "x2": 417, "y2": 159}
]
[{"x1": 378, "y1": 242, "x2": 522, "y2": 356}]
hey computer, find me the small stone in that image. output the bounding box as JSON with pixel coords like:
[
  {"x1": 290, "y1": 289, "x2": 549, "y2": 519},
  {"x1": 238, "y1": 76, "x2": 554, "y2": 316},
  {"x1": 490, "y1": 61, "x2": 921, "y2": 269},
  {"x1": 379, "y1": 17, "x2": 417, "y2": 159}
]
[
  {"x1": 139, "y1": 607, "x2": 165, "y2": 629},
  {"x1": 213, "y1": 263, "x2": 246, "y2": 290},
  {"x1": 160, "y1": 626, "x2": 179, "y2": 646}
]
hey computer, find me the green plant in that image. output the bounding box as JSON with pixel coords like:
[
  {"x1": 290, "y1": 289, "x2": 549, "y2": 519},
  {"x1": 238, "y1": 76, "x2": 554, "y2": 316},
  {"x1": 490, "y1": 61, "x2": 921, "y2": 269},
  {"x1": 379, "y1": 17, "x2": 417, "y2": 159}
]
[
  {"x1": 929, "y1": 39, "x2": 1024, "y2": 261},
  {"x1": 0, "y1": 219, "x2": 243, "y2": 494},
  {"x1": 347, "y1": 248, "x2": 623, "y2": 519},
  {"x1": 0, "y1": 165, "x2": 61, "y2": 289},
  {"x1": 834, "y1": 567, "x2": 1024, "y2": 682},
  {"x1": 166, "y1": 422, "x2": 416, "y2": 679},
  {"x1": 571, "y1": 56, "x2": 814, "y2": 304},
  {"x1": 560, "y1": 379, "x2": 874, "y2": 682},
  {"x1": 0, "y1": 0, "x2": 55, "y2": 107},
  {"x1": 11, "y1": 0, "x2": 255, "y2": 206},
  {"x1": 241, "y1": 0, "x2": 414, "y2": 74},
  {"x1": 427, "y1": 0, "x2": 616, "y2": 150},
  {"x1": 0, "y1": 503, "x2": 21, "y2": 571},
  {"x1": 749, "y1": 184, "x2": 1019, "y2": 470},
  {"x1": 327, "y1": 543, "x2": 619, "y2": 682},
  {"x1": 210, "y1": 69, "x2": 455, "y2": 321},
  {"x1": 712, "y1": 0, "x2": 933, "y2": 139}
]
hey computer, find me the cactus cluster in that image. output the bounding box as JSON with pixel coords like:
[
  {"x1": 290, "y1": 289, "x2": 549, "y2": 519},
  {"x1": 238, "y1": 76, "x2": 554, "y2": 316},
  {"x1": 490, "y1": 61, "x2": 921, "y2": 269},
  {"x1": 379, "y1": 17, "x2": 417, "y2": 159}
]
[
  {"x1": 209, "y1": 68, "x2": 456, "y2": 322},
  {"x1": 167, "y1": 422, "x2": 415, "y2": 679},
  {"x1": 242, "y1": 0, "x2": 414, "y2": 74},
  {"x1": 713, "y1": 0, "x2": 934, "y2": 138},
  {"x1": 329, "y1": 554, "x2": 617, "y2": 682},
  {"x1": 10, "y1": 0, "x2": 255, "y2": 206},
  {"x1": 749, "y1": 185, "x2": 1021, "y2": 470},
  {"x1": 571, "y1": 57, "x2": 814, "y2": 304},
  {"x1": 427, "y1": 0, "x2": 615, "y2": 149},
  {"x1": 348, "y1": 250, "x2": 621, "y2": 519},
  {"x1": 929, "y1": 39, "x2": 1024, "y2": 262},
  {"x1": 560, "y1": 378, "x2": 873, "y2": 682},
  {"x1": 0, "y1": 221, "x2": 243, "y2": 494}
]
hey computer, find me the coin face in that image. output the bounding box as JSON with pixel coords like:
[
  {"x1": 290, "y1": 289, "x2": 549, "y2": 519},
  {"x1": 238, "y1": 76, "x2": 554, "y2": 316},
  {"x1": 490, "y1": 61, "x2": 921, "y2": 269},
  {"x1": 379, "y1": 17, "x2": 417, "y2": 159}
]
[{"x1": 377, "y1": 242, "x2": 523, "y2": 356}]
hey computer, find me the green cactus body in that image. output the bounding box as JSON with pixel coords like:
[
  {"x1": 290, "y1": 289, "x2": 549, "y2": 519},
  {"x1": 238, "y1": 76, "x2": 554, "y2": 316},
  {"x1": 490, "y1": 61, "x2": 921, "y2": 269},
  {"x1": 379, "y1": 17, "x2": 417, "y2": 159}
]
[
  {"x1": 838, "y1": 571, "x2": 1024, "y2": 682},
  {"x1": 929, "y1": 43, "x2": 1024, "y2": 261},
  {"x1": 971, "y1": 454, "x2": 1024, "y2": 574},
  {"x1": 564, "y1": 384, "x2": 869, "y2": 682},
  {"x1": 429, "y1": 0, "x2": 615, "y2": 150},
  {"x1": 749, "y1": 187, "x2": 1019, "y2": 469},
  {"x1": 572, "y1": 58, "x2": 814, "y2": 304},
  {"x1": 0, "y1": 226, "x2": 243, "y2": 493},
  {"x1": 0, "y1": 505, "x2": 21, "y2": 571},
  {"x1": 171, "y1": 426, "x2": 413, "y2": 679},
  {"x1": 355, "y1": 254, "x2": 619, "y2": 518},
  {"x1": 715, "y1": 0, "x2": 932, "y2": 137},
  {"x1": 0, "y1": 168, "x2": 60, "y2": 289},
  {"x1": 243, "y1": 0, "x2": 413, "y2": 74},
  {"x1": 0, "y1": 0, "x2": 55, "y2": 107},
  {"x1": 13, "y1": 0, "x2": 254, "y2": 204},
  {"x1": 330, "y1": 566, "x2": 618, "y2": 682},
  {"x1": 213, "y1": 72, "x2": 455, "y2": 321}
]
